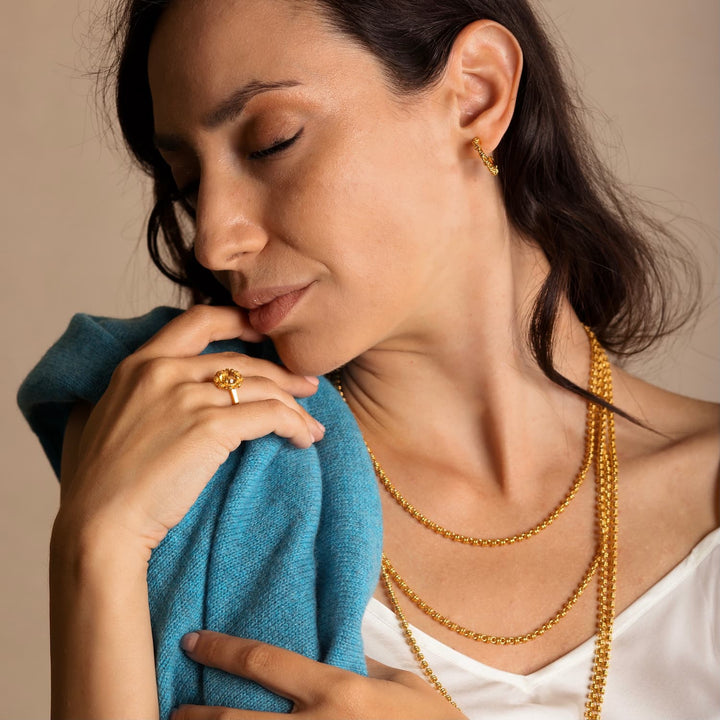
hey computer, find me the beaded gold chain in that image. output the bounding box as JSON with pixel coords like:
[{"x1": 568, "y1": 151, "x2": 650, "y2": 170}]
[
  {"x1": 381, "y1": 546, "x2": 601, "y2": 645},
  {"x1": 584, "y1": 336, "x2": 618, "y2": 720},
  {"x1": 341, "y1": 337, "x2": 599, "y2": 547},
  {"x1": 367, "y1": 413, "x2": 595, "y2": 546},
  {"x1": 332, "y1": 329, "x2": 618, "y2": 718},
  {"x1": 379, "y1": 563, "x2": 461, "y2": 710}
]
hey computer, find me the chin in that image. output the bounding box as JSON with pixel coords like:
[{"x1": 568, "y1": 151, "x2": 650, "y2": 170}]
[{"x1": 271, "y1": 329, "x2": 354, "y2": 378}]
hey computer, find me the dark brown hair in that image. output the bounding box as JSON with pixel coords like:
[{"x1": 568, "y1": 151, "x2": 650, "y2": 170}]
[{"x1": 103, "y1": 0, "x2": 698, "y2": 408}]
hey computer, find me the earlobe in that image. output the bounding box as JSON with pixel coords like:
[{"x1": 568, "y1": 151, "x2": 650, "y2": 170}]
[{"x1": 446, "y1": 20, "x2": 524, "y2": 152}]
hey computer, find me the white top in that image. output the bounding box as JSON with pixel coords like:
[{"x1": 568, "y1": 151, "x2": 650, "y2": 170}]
[{"x1": 362, "y1": 528, "x2": 720, "y2": 720}]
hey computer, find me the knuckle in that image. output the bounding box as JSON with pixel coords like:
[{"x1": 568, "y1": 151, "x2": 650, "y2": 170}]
[
  {"x1": 253, "y1": 375, "x2": 286, "y2": 401},
  {"x1": 277, "y1": 405, "x2": 310, "y2": 433},
  {"x1": 240, "y1": 642, "x2": 276, "y2": 675},
  {"x1": 184, "y1": 303, "x2": 214, "y2": 324},
  {"x1": 276, "y1": 389, "x2": 295, "y2": 406},
  {"x1": 113, "y1": 354, "x2": 134, "y2": 376},
  {"x1": 261, "y1": 397, "x2": 287, "y2": 414},
  {"x1": 331, "y1": 672, "x2": 367, "y2": 705},
  {"x1": 110, "y1": 354, "x2": 169, "y2": 391},
  {"x1": 134, "y1": 357, "x2": 175, "y2": 391},
  {"x1": 111, "y1": 354, "x2": 141, "y2": 385},
  {"x1": 195, "y1": 407, "x2": 227, "y2": 436},
  {"x1": 138, "y1": 355, "x2": 169, "y2": 377}
]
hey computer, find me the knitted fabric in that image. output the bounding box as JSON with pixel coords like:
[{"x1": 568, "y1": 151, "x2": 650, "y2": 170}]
[{"x1": 17, "y1": 306, "x2": 383, "y2": 719}]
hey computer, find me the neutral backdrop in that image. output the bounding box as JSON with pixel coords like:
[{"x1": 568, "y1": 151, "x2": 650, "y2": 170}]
[{"x1": 1, "y1": 1, "x2": 718, "y2": 717}]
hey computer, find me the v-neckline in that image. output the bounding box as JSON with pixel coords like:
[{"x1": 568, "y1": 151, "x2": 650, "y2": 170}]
[{"x1": 365, "y1": 525, "x2": 720, "y2": 687}]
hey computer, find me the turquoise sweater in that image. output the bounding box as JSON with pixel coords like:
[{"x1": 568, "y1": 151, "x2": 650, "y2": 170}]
[{"x1": 17, "y1": 306, "x2": 383, "y2": 719}]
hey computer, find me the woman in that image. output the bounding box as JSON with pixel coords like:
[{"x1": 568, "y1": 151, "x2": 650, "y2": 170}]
[{"x1": 18, "y1": 0, "x2": 719, "y2": 718}]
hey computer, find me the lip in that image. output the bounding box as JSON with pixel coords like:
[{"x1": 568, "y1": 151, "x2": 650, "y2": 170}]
[{"x1": 234, "y1": 283, "x2": 313, "y2": 334}]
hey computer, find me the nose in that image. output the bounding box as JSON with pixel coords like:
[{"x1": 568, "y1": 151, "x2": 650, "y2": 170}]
[{"x1": 192, "y1": 169, "x2": 269, "y2": 272}]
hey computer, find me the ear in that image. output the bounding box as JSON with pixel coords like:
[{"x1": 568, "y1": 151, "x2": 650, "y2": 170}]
[{"x1": 442, "y1": 20, "x2": 523, "y2": 155}]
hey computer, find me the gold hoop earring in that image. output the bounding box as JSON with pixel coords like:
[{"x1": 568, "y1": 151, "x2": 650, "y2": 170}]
[{"x1": 471, "y1": 138, "x2": 499, "y2": 176}]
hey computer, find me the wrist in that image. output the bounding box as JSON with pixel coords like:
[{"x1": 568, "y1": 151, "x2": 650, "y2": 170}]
[
  {"x1": 50, "y1": 509, "x2": 153, "y2": 575},
  {"x1": 48, "y1": 512, "x2": 159, "y2": 720}
]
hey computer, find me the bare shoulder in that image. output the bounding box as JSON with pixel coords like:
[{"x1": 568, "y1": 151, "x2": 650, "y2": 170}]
[
  {"x1": 612, "y1": 365, "x2": 719, "y2": 447},
  {"x1": 611, "y1": 365, "x2": 719, "y2": 535}
]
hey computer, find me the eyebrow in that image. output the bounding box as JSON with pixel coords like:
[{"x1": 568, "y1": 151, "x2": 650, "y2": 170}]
[{"x1": 154, "y1": 79, "x2": 302, "y2": 152}]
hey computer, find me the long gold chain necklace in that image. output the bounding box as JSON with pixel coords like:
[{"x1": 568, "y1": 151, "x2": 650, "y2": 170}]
[
  {"x1": 344, "y1": 333, "x2": 600, "y2": 547},
  {"x1": 367, "y1": 417, "x2": 594, "y2": 546},
  {"x1": 332, "y1": 330, "x2": 618, "y2": 718},
  {"x1": 379, "y1": 561, "x2": 461, "y2": 711},
  {"x1": 381, "y1": 547, "x2": 601, "y2": 645}
]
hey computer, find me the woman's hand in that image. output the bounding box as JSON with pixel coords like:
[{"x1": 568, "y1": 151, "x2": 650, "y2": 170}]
[
  {"x1": 171, "y1": 631, "x2": 467, "y2": 720},
  {"x1": 55, "y1": 304, "x2": 325, "y2": 555},
  {"x1": 48, "y1": 306, "x2": 325, "y2": 719}
]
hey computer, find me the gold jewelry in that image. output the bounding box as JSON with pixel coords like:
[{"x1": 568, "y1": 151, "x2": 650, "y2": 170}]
[
  {"x1": 380, "y1": 563, "x2": 460, "y2": 711},
  {"x1": 213, "y1": 368, "x2": 244, "y2": 405},
  {"x1": 333, "y1": 329, "x2": 617, "y2": 718},
  {"x1": 334, "y1": 332, "x2": 598, "y2": 547},
  {"x1": 584, "y1": 337, "x2": 618, "y2": 720},
  {"x1": 382, "y1": 547, "x2": 600, "y2": 645},
  {"x1": 471, "y1": 137, "x2": 499, "y2": 175},
  {"x1": 366, "y1": 429, "x2": 593, "y2": 546}
]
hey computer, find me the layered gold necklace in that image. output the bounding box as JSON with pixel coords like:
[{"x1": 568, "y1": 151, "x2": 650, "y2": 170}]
[{"x1": 333, "y1": 328, "x2": 618, "y2": 719}]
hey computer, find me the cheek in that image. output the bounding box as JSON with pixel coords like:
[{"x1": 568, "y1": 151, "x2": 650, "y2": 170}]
[
  {"x1": 264, "y1": 122, "x2": 453, "y2": 373},
  {"x1": 276, "y1": 128, "x2": 442, "y2": 286}
]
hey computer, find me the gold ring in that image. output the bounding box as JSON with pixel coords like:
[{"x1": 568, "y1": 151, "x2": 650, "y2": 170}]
[{"x1": 213, "y1": 368, "x2": 244, "y2": 405}]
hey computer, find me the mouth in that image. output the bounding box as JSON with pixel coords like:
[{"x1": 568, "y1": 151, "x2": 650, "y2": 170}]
[{"x1": 234, "y1": 283, "x2": 313, "y2": 334}]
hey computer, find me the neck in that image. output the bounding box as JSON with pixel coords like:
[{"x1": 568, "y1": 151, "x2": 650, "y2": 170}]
[{"x1": 340, "y1": 221, "x2": 593, "y2": 497}]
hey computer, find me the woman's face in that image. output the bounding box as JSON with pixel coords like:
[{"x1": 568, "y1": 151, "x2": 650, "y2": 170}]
[{"x1": 148, "y1": 0, "x2": 480, "y2": 375}]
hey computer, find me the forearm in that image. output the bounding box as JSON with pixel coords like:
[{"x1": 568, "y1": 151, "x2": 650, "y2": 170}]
[{"x1": 49, "y1": 518, "x2": 159, "y2": 720}]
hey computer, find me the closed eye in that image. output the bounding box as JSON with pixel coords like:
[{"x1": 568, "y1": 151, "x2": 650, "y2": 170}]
[
  {"x1": 250, "y1": 128, "x2": 303, "y2": 160},
  {"x1": 171, "y1": 127, "x2": 304, "y2": 208}
]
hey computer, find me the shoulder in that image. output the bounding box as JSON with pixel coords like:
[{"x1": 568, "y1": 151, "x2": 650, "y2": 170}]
[
  {"x1": 612, "y1": 365, "x2": 719, "y2": 450},
  {"x1": 611, "y1": 365, "x2": 719, "y2": 532}
]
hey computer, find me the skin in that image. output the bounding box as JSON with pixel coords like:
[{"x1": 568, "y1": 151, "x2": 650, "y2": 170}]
[{"x1": 49, "y1": 0, "x2": 720, "y2": 717}]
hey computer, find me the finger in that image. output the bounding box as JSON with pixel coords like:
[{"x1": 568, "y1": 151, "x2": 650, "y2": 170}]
[
  {"x1": 187, "y1": 379, "x2": 325, "y2": 441},
  {"x1": 198, "y1": 398, "x2": 322, "y2": 449},
  {"x1": 181, "y1": 632, "x2": 346, "y2": 704},
  {"x1": 125, "y1": 354, "x2": 319, "y2": 402},
  {"x1": 190, "y1": 352, "x2": 320, "y2": 397},
  {"x1": 136, "y1": 305, "x2": 263, "y2": 359},
  {"x1": 172, "y1": 704, "x2": 288, "y2": 720}
]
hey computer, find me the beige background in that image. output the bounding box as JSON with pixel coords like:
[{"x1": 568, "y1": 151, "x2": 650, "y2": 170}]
[{"x1": 1, "y1": 1, "x2": 718, "y2": 717}]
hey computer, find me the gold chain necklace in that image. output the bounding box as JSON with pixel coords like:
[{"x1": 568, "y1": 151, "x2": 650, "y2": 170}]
[
  {"x1": 367, "y1": 419, "x2": 594, "y2": 546},
  {"x1": 379, "y1": 562, "x2": 461, "y2": 711},
  {"x1": 337, "y1": 330, "x2": 600, "y2": 546},
  {"x1": 332, "y1": 330, "x2": 618, "y2": 718},
  {"x1": 381, "y1": 547, "x2": 600, "y2": 645}
]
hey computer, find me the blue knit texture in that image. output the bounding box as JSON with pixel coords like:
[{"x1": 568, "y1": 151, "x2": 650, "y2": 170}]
[{"x1": 17, "y1": 307, "x2": 383, "y2": 718}]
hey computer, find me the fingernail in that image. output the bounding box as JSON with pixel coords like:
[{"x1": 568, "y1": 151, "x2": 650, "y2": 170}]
[
  {"x1": 315, "y1": 420, "x2": 326, "y2": 432},
  {"x1": 304, "y1": 375, "x2": 320, "y2": 385},
  {"x1": 181, "y1": 632, "x2": 199, "y2": 653}
]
